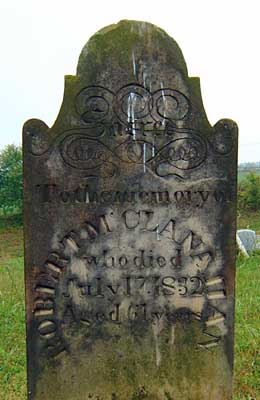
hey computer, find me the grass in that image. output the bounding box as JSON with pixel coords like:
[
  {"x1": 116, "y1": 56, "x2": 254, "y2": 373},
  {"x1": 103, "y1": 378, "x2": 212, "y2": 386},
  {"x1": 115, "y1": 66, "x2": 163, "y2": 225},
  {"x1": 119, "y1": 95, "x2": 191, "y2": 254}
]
[
  {"x1": 234, "y1": 252, "x2": 260, "y2": 399},
  {"x1": 0, "y1": 227, "x2": 26, "y2": 400},
  {"x1": 0, "y1": 213, "x2": 23, "y2": 230},
  {"x1": 0, "y1": 227, "x2": 24, "y2": 260},
  {"x1": 0, "y1": 223, "x2": 260, "y2": 399}
]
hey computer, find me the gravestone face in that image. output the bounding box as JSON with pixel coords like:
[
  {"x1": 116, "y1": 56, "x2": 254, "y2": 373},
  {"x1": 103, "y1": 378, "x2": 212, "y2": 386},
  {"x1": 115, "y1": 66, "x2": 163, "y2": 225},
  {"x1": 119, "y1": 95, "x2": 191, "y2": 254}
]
[
  {"x1": 23, "y1": 20, "x2": 238, "y2": 400},
  {"x1": 237, "y1": 229, "x2": 256, "y2": 254}
]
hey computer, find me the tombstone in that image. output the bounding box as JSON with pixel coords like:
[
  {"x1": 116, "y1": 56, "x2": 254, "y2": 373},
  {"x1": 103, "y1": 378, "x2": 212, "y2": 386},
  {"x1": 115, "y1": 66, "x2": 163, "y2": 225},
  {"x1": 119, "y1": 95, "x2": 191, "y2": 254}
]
[
  {"x1": 237, "y1": 229, "x2": 256, "y2": 254},
  {"x1": 236, "y1": 233, "x2": 249, "y2": 258},
  {"x1": 23, "y1": 20, "x2": 238, "y2": 400}
]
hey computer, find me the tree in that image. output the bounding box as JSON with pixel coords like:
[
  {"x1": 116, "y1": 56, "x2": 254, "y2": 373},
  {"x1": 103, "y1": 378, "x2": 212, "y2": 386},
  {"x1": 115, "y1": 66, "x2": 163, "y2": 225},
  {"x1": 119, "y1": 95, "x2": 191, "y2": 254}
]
[
  {"x1": 237, "y1": 172, "x2": 260, "y2": 211},
  {"x1": 0, "y1": 144, "x2": 23, "y2": 215},
  {"x1": 246, "y1": 172, "x2": 260, "y2": 210}
]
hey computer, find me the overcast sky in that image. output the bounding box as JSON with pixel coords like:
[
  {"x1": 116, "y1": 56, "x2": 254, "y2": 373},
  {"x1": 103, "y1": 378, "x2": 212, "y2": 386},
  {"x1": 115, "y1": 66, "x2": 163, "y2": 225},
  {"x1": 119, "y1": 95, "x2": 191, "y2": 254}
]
[{"x1": 0, "y1": 0, "x2": 259, "y2": 163}]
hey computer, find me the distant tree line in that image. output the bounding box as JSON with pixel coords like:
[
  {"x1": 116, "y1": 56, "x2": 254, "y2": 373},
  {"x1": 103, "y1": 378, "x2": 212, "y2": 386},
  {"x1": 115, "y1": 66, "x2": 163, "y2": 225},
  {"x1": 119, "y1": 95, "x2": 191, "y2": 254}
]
[{"x1": 239, "y1": 161, "x2": 260, "y2": 170}]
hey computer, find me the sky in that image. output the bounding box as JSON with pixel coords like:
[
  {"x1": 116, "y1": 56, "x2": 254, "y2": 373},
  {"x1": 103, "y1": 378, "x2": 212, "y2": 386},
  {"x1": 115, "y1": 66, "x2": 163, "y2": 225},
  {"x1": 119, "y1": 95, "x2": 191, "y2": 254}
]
[{"x1": 0, "y1": 0, "x2": 259, "y2": 163}]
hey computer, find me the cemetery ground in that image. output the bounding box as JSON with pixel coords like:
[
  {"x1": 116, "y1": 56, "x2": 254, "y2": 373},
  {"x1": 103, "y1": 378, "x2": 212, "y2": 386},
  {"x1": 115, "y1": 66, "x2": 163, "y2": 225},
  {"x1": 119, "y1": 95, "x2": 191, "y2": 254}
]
[{"x1": 0, "y1": 215, "x2": 259, "y2": 400}]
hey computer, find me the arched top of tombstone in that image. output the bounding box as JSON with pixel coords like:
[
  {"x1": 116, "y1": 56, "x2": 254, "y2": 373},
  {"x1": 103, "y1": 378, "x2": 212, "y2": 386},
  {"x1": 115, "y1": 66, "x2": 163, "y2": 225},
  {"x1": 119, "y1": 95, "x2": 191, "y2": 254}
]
[{"x1": 77, "y1": 20, "x2": 188, "y2": 79}]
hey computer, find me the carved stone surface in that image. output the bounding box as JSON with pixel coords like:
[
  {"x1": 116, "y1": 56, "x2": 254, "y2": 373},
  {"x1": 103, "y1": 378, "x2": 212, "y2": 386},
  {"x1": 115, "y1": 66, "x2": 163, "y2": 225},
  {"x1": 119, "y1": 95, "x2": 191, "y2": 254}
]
[
  {"x1": 23, "y1": 20, "x2": 238, "y2": 400},
  {"x1": 237, "y1": 229, "x2": 256, "y2": 254}
]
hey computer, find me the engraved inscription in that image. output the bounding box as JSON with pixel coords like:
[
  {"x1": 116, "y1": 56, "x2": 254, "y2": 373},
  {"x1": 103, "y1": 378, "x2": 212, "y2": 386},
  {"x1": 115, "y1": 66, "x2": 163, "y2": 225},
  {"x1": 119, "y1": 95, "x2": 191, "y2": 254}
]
[
  {"x1": 156, "y1": 135, "x2": 207, "y2": 176},
  {"x1": 33, "y1": 210, "x2": 227, "y2": 356},
  {"x1": 76, "y1": 84, "x2": 190, "y2": 127},
  {"x1": 56, "y1": 84, "x2": 212, "y2": 178},
  {"x1": 60, "y1": 135, "x2": 116, "y2": 171},
  {"x1": 76, "y1": 86, "x2": 114, "y2": 124},
  {"x1": 151, "y1": 88, "x2": 189, "y2": 121},
  {"x1": 33, "y1": 252, "x2": 69, "y2": 357},
  {"x1": 59, "y1": 129, "x2": 207, "y2": 178},
  {"x1": 35, "y1": 184, "x2": 233, "y2": 207}
]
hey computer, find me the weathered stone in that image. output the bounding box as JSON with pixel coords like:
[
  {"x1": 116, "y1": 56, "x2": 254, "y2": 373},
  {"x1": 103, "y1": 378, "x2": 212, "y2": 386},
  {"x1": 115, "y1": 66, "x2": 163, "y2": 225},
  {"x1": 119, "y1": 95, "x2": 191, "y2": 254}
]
[
  {"x1": 237, "y1": 229, "x2": 256, "y2": 254},
  {"x1": 23, "y1": 20, "x2": 238, "y2": 400},
  {"x1": 236, "y1": 233, "x2": 249, "y2": 258}
]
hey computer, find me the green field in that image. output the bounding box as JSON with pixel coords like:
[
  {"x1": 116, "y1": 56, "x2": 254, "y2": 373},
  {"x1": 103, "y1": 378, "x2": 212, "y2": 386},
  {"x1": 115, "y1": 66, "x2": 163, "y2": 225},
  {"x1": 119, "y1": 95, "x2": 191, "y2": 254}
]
[{"x1": 0, "y1": 225, "x2": 260, "y2": 400}]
